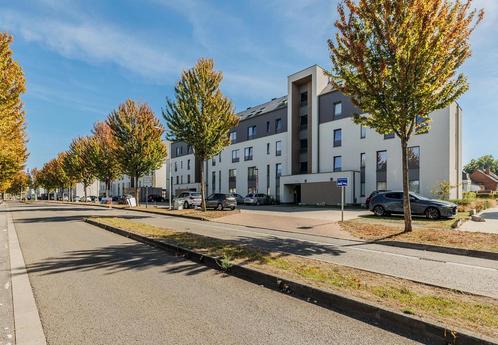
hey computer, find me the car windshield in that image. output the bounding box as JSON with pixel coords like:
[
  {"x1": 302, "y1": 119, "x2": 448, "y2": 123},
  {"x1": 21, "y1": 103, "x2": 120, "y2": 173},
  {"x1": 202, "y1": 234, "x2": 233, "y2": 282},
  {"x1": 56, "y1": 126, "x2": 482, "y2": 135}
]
[{"x1": 191, "y1": 193, "x2": 201, "y2": 197}]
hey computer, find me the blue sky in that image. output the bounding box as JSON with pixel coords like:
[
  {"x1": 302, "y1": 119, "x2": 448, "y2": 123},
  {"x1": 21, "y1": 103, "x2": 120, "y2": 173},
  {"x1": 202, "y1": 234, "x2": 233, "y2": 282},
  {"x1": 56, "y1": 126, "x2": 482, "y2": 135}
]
[{"x1": 1, "y1": 0, "x2": 497, "y2": 169}]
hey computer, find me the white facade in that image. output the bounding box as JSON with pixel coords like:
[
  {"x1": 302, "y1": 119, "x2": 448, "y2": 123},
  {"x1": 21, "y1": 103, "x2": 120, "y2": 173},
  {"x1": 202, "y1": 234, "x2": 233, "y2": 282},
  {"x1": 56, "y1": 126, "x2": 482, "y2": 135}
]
[{"x1": 167, "y1": 65, "x2": 463, "y2": 204}]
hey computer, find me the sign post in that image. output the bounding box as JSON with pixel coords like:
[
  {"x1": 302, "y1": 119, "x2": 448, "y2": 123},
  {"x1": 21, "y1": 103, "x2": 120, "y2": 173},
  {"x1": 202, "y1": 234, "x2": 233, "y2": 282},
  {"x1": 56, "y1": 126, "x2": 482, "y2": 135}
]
[{"x1": 336, "y1": 177, "x2": 349, "y2": 222}]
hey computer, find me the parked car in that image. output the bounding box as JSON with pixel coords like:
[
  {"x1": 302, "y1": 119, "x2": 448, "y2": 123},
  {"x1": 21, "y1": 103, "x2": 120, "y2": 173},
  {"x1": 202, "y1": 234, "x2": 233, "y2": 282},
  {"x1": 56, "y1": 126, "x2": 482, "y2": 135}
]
[
  {"x1": 175, "y1": 192, "x2": 202, "y2": 209},
  {"x1": 369, "y1": 191, "x2": 458, "y2": 220},
  {"x1": 205, "y1": 193, "x2": 237, "y2": 210},
  {"x1": 244, "y1": 193, "x2": 272, "y2": 205},
  {"x1": 73, "y1": 196, "x2": 81, "y2": 202},
  {"x1": 230, "y1": 193, "x2": 245, "y2": 204},
  {"x1": 365, "y1": 190, "x2": 390, "y2": 209},
  {"x1": 147, "y1": 194, "x2": 165, "y2": 202}
]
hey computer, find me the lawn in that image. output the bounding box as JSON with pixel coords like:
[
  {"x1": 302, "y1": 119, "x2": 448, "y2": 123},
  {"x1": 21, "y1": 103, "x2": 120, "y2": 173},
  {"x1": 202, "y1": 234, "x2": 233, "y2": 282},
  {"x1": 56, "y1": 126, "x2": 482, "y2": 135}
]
[
  {"x1": 341, "y1": 213, "x2": 498, "y2": 253},
  {"x1": 90, "y1": 216, "x2": 498, "y2": 339}
]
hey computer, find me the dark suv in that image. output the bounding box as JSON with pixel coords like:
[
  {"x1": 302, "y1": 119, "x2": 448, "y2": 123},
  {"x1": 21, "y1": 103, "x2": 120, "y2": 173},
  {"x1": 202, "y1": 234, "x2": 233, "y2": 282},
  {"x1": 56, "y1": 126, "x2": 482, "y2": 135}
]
[
  {"x1": 369, "y1": 191, "x2": 458, "y2": 220},
  {"x1": 206, "y1": 193, "x2": 237, "y2": 210}
]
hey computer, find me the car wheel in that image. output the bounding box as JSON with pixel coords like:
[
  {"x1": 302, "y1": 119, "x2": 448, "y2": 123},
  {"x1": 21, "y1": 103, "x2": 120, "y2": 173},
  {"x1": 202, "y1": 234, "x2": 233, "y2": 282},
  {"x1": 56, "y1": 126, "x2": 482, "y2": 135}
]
[
  {"x1": 425, "y1": 207, "x2": 440, "y2": 220},
  {"x1": 216, "y1": 203, "x2": 223, "y2": 211},
  {"x1": 183, "y1": 201, "x2": 189, "y2": 209},
  {"x1": 373, "y1": 205, "x2": 386, "y2": 217},
  {"x1": 230, "y1": 206, "x2": 235, "y2": 211}
]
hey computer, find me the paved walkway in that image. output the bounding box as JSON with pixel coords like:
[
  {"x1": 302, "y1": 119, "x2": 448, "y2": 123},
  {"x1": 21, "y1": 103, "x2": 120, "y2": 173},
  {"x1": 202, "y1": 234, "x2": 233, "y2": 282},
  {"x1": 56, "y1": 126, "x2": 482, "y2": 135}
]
[
  {"x1": 6, "y1": 202, "x2": 418, "y2": 345},
  {"x1": 8, "y1": 202, "x2": 498, "y2": 299},
  {"x1": 0, "y1": 212, "x2": 14, "y2": 345},
  {"x1": 460, "y1": 207, "x2": 498, "y2": 234}
]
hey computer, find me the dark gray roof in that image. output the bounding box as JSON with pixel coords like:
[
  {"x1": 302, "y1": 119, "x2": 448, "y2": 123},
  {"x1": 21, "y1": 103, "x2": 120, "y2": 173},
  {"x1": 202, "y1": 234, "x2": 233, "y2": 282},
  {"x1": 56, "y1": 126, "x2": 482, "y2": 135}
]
[{"x1": 236, "y1": 96, "x2": 287, "y2": 121}]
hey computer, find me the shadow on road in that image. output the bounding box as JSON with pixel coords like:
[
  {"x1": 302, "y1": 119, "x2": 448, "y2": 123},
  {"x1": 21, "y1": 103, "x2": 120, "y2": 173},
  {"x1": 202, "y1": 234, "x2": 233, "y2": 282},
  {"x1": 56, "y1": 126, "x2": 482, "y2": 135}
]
[
  {"x1": 13, "y1": 214, "x2": 152, "y2": 224},
  {"x1": 22, "y1": 242, "x2": 212, "y2": 277},
  {"x1": 0, "y1": 207, "x2": 111, "y2": 213}
]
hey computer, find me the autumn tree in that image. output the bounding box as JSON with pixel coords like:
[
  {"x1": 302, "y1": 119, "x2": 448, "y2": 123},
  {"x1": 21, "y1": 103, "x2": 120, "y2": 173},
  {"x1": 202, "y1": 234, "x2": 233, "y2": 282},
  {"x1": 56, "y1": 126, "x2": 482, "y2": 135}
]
[
  {"x1": 464, "y1": 155, "x2": 498, "y2": 175},
  {"x1": 30, "y1": 168, "x2": 41, "y2": 200},
  {"x1": 106, "y1": 100, "x2": 167, "y2": 205},
  {"x1": 0, "y1": 33, "x2": 28, "y2": 191},
  {"x1": 7, "y1": 170, "x2": 29, "y2": 198},
  {"x1": 41, "y1": 153, "x2": 70, "y2": 199},
  {"x1": 164, "y1": 58, "x2": 239, "y2": 211},
  {"x1": 87, "y1": 121, "x2": 122, "y2": 198},
  {"x1": 328, "y1": 0, "x2": 483, "y2": 231},
  {"x1": 65, "y1": 136, "x2": 95, "y2": 201}
]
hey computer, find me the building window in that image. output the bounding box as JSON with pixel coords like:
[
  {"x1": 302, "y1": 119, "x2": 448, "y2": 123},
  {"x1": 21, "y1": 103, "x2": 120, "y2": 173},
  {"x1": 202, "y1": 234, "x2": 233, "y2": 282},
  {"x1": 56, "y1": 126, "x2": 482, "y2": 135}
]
[
  {"x1": 376, "y1": 150, "x2": 387, "y2": 191},
  {"x1": 300, "y1": 139, "x2": 307, "y2": 153},
  {"x1": 187, "y1": 175, "x2": 191, "y2": 184},
  {"x1": 334, "y1": 102, "x2": 342, "y2": 118},
  {"x1": 415, "y1": 115, "x2": 429, "y2": 135},
  {"x1": 266, "y1": 121, "x2": 270, "y2": 133},
  {"x1": 408, "y1": 146, "x2": 420, "y2": 193},
  {"x1": 360, "y1": 153, "x2": 366, "y2": 197},
  {"x1": 218, "y1": 153, "x2": 221, "y2": 163},
  {"x1": 212, "y1": 158, "x2": 216, "y2": 166},
  {"x1": 174, "y1": 161, "x2": 177, "y2": 172},
  {"x1": 176, "y1": 176, "x2": 179, "y2": 185},
  {"x1": 229, "y1": 169, "x2": 236, "y2": 193},
  {"x1": 333, "y1": 156, "x2": 342, "y2": 172},
  {"x1": 300, "y1": 115, "x2": 308, "y2": 130},
  {"x1": 384, "y1": 132, "x2": 395, "y2": 139},
  {"x1": 187, "y1": 159, "x2": 191, "y2": 170},
  {"x1": 180, "y1": 161, "x2": 183, "y2": 169},
  {"x1": 275, "y1": 163, "x2": 282, "y2": 201},
  {"x1": 247, "y1": 126, "x2": 256, "y2": 140},
  {"x1": 180, "y1": 146, "x2": 183, "y2": 155},
  {"x1": 333, "y1": 129, "x2": 342, "y2": 147},
  {"x1": 180, "y1": 175, "x2": 183, "y2": 184},
  {"x1": 244, "y1": 147, "x2": 253, "y2": 161},
  {"x1": 232, "y1": 149, "x2": 239, "y2": 163},
  {"x1": 360, "y1": 125, "x2": 366, "y2": 139},
  {"x1": 212, "y1": 171, "x2": 216, "y2": 194},
  {"x1": 275, "y1": 141, "x2": 282, "y2": 156},
  {"x1": 218, "y1": 170, "x2": 221, "y2": 193},
  {"x1": 230, "y1": 131, "x2": 237, "y2": 143},
  {"x1": 275, "y1": 118, "x2": 282, "y2": 132},
  {"x1": 248, "y1": 167, "x2": 258, "y2": 194},
  {"x1": 175, "y1": 147, "x2": 180, "y2": 156},
  {"x1": 300, "y1": 162, "x2": 308, "y2": 174},
  {"x1": 187, "y1": 145, "x2": 192, "y2": 154},
  {"x1": 266, "y1": 143, "x2": 270, "y2": 155},
  {"x1": 266, "y1": 164, "x2": 270, "y2": 195},
  {"x1": 300, "y1": 91, "x2": 308, "y2": 106}
]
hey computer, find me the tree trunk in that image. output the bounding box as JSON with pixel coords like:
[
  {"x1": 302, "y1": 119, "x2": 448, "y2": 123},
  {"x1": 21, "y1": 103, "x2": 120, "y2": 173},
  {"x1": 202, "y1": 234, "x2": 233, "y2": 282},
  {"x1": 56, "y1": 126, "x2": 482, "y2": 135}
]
[
  {"x1": 105, "y1": 179, "x2": 110, "y2": 198},
  {"x1": 199, "y1": 159, "x2": 206, "y2": 212},
  {"x1": 401, "y1": 138, "x2": 413, "y2": 232},
  {"x1": 135, "y1": 176, "x2": 140, "y2": 207},
  {"x1": 83, "y1": 182, "x2": 88, "y2": 202}
]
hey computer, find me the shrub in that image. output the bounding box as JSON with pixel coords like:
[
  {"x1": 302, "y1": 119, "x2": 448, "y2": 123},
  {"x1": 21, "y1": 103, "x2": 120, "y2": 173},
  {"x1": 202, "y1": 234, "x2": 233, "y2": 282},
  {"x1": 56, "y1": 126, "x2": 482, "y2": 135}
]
[{"x1": 463, "y1": 192, "x2": 477, "y2": 201}]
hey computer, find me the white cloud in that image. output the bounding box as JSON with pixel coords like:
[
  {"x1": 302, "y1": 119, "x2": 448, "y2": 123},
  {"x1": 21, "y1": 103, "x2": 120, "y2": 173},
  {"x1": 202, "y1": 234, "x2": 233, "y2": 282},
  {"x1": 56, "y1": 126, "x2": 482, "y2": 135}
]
[{"x1": 0, "y1": 10, "x2": 185, "y2": 82}]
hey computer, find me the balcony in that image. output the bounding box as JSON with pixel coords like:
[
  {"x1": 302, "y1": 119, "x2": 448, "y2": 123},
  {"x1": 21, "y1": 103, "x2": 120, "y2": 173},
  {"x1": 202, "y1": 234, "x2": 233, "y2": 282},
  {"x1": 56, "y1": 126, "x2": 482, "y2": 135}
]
[
  {"x1": 232, "y1": 157, "x2": 240, "y2": 163},
  {"x1": 244, "y1": 155, "x2": 253, "y2": 161}
]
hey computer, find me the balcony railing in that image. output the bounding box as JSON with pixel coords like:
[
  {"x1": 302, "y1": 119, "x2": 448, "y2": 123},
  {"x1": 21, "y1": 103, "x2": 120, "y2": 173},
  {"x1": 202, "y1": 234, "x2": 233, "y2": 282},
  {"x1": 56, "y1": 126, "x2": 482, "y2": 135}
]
[{"x1": 232, "y1": 157, "x2": 240, "y2": 163}]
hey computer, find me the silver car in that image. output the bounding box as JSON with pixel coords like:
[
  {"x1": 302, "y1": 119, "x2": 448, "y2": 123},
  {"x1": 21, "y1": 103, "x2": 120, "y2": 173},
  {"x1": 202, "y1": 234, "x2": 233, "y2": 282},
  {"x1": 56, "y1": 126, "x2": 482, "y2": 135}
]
[
  {"x1": 244, "y1": 193, "x2": 272, "y2": 206},
  {"x1": 175, "y1": 192, "x2": 202, "y2": 209},
  {"x1": 206, "y1": 193, "x2": 237, "y2": 210}
]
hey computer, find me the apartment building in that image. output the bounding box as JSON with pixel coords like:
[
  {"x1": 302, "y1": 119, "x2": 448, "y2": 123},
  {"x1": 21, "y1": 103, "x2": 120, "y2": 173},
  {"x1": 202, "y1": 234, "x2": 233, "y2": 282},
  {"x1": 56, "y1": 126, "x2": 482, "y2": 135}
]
[{"x1": 170, "y1": 65, "x2": 463, "y2": 205}]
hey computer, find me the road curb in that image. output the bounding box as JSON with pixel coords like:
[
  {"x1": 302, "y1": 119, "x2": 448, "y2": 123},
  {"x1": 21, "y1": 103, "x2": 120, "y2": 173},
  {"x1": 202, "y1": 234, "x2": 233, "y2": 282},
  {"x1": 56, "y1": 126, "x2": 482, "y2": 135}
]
[
  {"x1": 7, "y1": 214, "x2": 47, "y2": 345},
  {"x1": 85, "y1": 218, "x2": 497, "y2": 345},
  {"x1": 378, "y1": 240, "x2": 498, "y2": 261}
]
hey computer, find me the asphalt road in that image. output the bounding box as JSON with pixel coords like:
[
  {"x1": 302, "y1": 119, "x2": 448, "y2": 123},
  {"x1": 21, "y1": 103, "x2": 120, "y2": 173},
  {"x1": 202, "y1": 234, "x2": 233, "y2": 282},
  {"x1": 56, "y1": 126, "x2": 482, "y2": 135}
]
[
  {"x1": 23, "y1": 202, "x2": 498, "y2": 298},
  {"x1": 7, "y1": 202, "x2": 419, "y2": 345}
]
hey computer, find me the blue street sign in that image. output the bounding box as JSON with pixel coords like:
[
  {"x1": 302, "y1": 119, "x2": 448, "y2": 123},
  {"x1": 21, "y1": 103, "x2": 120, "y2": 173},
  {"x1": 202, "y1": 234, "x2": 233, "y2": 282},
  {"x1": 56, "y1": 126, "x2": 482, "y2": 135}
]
[{"x1": 336, "y1": 177, "x2": 348, "y2": 187}]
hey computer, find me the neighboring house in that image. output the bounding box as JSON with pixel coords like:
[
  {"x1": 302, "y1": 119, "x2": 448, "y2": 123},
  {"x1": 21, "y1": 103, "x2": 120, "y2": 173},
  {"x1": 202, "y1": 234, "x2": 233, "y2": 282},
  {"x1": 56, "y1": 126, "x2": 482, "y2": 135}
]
[
  {"x1": 169, "y1": 65, "x2": 463, "y2": 205},
  {"x1": 462, "y1": 172, "x2": 483, "y2": 193},
  {"x1": 469, "y1": 169, "x2": 498, "y2": 192}
]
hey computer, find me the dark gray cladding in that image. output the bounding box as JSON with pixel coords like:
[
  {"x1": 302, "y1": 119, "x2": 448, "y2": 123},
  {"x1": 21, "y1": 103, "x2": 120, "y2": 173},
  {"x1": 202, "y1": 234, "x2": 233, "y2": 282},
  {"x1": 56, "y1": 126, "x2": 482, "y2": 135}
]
[{"x1": 319, "y1": 89, "x2": 361, "y2": 123}]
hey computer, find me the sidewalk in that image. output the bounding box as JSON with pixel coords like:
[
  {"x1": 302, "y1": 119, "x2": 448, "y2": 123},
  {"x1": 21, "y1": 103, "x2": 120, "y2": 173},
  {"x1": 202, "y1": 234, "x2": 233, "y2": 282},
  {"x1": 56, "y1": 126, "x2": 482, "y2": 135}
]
[
  {"x1": 460, "y1": 207, "x2": 498, "y2": 234},
  {"x1": 0, "y1": 213, "x2": 14, "y2": 345}
]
